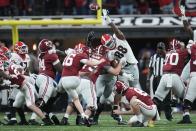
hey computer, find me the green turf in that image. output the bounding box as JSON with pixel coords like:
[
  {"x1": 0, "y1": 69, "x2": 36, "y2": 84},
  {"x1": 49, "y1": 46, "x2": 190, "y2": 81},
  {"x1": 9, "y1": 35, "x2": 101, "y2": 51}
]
[{"x1": 0, "y1": 112, "x2": 196, "y2": 131}]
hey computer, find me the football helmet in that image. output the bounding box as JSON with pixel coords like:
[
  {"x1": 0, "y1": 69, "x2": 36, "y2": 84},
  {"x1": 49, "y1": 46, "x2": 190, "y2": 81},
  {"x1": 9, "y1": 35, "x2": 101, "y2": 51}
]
[
  {"x1": 101, "y1": 34, "x2": 116, "y2": 50},
  {"x1": 114, "y1": 81, "x2": 128, "y2": 95},
  {"x1": 0, "y1": 46, "x2": 11, "y2": 59},
  {"x1": 14, "y1": 41, "x2": 28, "y2": 54},
  {"x1": 74, "y1": 43, "x2": 86, "y2": 52},
  {"x1": 169, "y1": 39, "x2": 181, "y2": 50},
  {"x1": 0, "y1": 52, "x2": 8, "y2": 61},
  {"x1": 38, "y1": 39, "x2": 53, "y2": 53},
  {"x1": 74, "y1": 43, "x2": 91, "y2": 55}
]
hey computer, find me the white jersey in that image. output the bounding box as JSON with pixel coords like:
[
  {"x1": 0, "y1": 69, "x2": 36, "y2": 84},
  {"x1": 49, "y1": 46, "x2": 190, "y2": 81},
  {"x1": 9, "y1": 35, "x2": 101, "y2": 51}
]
[
  {"x1": 10, "y1": 52, "x2": 30, "y2": 71},
  {"x1": 107, "y1": 34, "x2": 138, "y2": 64}
]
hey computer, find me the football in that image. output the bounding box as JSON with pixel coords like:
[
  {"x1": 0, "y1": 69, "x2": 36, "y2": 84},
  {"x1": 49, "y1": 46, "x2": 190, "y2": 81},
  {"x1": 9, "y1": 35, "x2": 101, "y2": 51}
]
[{"x1": 89, "y1": 3, "x2": 100, "y2": 11}]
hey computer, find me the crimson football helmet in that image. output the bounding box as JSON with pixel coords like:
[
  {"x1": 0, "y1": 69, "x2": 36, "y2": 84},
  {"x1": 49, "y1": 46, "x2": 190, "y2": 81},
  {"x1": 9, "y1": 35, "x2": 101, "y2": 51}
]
[
  {"x1": 101, "y1": 34, "x2": 116, "y2": 50},
  {"x1": 169, "y1": 39, "x2": 182, "y2": 50},
  {"x1": 0, "y1": 52, "x2": 8, "y2": 61},
  {"x1": 38, "y1": 39, "x2": 53, "y2": 53},
  {"x1": 74, "y1": 43, "x2": 86, "y2": 51},
  {"x1": 114, "y1": 81, "x2": 128, "y2": 95},
  {"x1": 74, "y1": 43, "x2": 91, "y2": 55},
  {"x1": 0, "y1": 45, "x2": 11, "y2": 59},
  {"x1": 14, "y1": 41, "x2": 28, "y2": 54}
]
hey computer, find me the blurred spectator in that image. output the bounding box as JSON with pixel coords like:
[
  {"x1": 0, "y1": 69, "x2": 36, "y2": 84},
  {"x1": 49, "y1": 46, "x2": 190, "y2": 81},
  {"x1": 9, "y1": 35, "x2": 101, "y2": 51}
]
[
  {"x1": 148, "y1": 0, "x2": 161, "y2": 14},
  {"x1": 44, "y1": 0, "x2": 59, "y2": 15},
  {"x1": 136, "y1": 0, "x2": 150, "y2": 14},
  {"x1": 159, "y1": 0, "x2": 173, "y2": 14},
  {"x1": 17, "y1": 0, "x2": 34, "y2": 16},
  {"x1": 0, "y1": 0, "x2": 10, "y2": 16},
  {"x1": 138, "y1": 49, "x2": 151, "y2": 92},
  {"x1": 74, "y1": 0, "x2": 89, "y2": 15},
  {"x1": 64, "y1": 0, "x2": 74, "y2": 15},
  {"x1": 102, "y1": 0, "x2": 119, "y2": 15},
  {"x1": 118, "y1": 0, "x2": 136, "y2": 14},
  {"x1": 0, "y1": 41, "x2": 6, "y2": 47}
]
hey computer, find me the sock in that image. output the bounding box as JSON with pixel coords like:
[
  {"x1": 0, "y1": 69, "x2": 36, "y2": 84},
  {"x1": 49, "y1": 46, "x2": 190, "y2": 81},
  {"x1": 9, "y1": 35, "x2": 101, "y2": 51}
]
[
  {"x1": 64, "y1": 113, "x2": 69, "y2": 118},
  {"x1": 136, "y1": 114, "x2": 143, "y2": 123},
  {"x1": 16, "y1": 108, "x2": 26, "y2": 122},
  {"x1": 183, "y1": 112, "x2": 190, "y2": 116},
  {"x1": 30, "y1": 113, "x2": 37, "y2": 120}
]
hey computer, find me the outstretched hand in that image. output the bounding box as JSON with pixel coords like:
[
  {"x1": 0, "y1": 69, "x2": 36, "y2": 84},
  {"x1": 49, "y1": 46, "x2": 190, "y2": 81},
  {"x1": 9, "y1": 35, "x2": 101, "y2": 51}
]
[
  {"x1": 102, "y1": 9, "x2": 112, "y2": 24},
  {"x1": 180, "y1": 5, "x2": 185, "y2": 16}
]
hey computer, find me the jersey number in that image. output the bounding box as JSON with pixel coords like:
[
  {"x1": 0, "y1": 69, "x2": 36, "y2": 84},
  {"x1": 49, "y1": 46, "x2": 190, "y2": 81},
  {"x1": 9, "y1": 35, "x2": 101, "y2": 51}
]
[
  {"x1": 114, "y1": 45, "x2": 127, "y2": 59},
  {"x1": 133, "y1": 88, "x2": 148, "y2": 96},
  {"x1": 63, "y1": 54, "x2": 76, "y2": 66},
  {"x1": 39, "y1": 59, "x2": 46, "y2": 70},
  {"x1": 165, "y1": 53, "x2": 179, "y2": 65}
]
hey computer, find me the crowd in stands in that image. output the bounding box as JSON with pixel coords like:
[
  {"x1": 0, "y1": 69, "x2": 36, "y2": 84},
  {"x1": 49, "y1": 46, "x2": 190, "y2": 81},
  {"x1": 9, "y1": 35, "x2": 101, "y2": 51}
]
[{"x1": 0, "y1": 0, "x2": 175, "y2": 16}]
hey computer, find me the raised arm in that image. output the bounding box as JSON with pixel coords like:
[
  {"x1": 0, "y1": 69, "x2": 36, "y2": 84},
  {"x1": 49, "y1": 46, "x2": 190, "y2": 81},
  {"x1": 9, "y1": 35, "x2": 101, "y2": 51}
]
[
  {"x1": 180, "y1": 6, "x2": 193, "y2": 39},
  {"x1": 102, "y1": 9, "x2": 125, "y2": 40}
]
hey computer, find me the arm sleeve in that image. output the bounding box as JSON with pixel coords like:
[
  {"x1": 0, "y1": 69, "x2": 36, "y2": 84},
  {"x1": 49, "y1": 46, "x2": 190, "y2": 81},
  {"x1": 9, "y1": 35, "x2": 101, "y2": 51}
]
[{"x1": 49, "y1": 54, "x2": 60, "y2": 65}]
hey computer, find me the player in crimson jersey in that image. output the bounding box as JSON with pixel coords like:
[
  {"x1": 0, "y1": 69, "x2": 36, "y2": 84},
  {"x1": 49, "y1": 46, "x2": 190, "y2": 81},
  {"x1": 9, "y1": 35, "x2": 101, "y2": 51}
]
[
  {"x1": 30, "y1": 39, "x2": 63, "y2": 125},
  {"x1": 60, "y1": 43, "x2": 98, "y2": 126},
  {"x1": 57, "y1": 45, "x2": 105, "y2": 127},
  {"x1": 153, "y1": 39, "x2": 189, "y2": 120},
  {"x1": 8, "y1": 63, "x2": 53, "y2": 125},
  {"x1": 178, "y1": 43, "x2": 196, "y2": 124},
  {"x1": 113, "y1": 81, "x2": 159, "y2": 127}
]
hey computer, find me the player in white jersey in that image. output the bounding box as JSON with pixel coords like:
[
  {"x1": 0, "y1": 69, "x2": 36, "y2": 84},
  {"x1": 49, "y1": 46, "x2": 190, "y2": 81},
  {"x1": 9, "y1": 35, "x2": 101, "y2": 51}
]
[
  {"x1": 7, "y1": 41, "x2": 31, "y2": 125},
  {"x1": 95, "y1": 9, "x2": 139, "y2": 124},
  {"x1": 102, "y1": 9, "x2": 140, "y2": 88}
]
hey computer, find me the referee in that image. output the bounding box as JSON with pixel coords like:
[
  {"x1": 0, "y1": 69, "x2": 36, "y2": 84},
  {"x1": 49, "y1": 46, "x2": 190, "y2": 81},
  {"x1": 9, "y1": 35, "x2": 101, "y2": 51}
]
[{"x1": 147, "y1": 42, "x2": 173, "y2": 121}]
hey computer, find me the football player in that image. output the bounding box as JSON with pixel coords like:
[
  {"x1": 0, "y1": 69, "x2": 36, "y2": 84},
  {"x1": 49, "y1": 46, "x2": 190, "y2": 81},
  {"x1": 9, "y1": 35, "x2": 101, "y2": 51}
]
[
  {"x1": 113, "y1": 81, "x2": 159, "y2": 127},
  {"x1": 30, "y1": 39, "x2": 63, "y2": 125},
  {"x1": 8, "y1": 62, "x2": 53, "y2": 125},
  {"x1": 7, "y1": 41, "x2": 31, "y2": 125},
  {"x1": 102, "y1": 9, "x2": 139, "y2": 88},
  {"x1": 153, "y1": 39, "x2": 189, "y2": 120},
  {"x1": 57, "y1": 44, "x2": 105, "y2": 127},
  {"x1": 178, "y1": 42, "x2": 196, "y2": 124},
  {"x1": 93, "y1": 9, "x2": 140, "y2": 124}
]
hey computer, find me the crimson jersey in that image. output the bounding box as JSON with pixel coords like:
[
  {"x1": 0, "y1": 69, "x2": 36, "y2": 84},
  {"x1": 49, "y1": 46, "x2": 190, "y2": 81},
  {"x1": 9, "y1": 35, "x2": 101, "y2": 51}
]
[
  {"x1": 91, "y1": 60, "x2": 111, "y2": 84},
  {"x1": 125, "y1": 88, "x2": 154, "y2": 106},
  {"x1": 8, "y1": 64, "x2": 25, "y2": 87},
  {"x1": 0, "y1": 60, "x2": 4, "y2": 71},
  {"x1": 163, "y1": 49, "x2": 188, "y2": 75},
  {"x1": 190, "y1": 44, "x2": 196, "y2": 72},
  {"x1": 62, "y1": 52, "x2": 88, "y2": 76},
  {"x1": 38, "y1": 52, "x2": 59, "y2": 79}
]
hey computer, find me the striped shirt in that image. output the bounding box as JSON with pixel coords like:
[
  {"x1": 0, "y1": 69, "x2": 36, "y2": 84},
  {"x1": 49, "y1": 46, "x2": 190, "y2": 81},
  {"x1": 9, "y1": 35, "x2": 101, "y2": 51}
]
[{"x1": 149, "y1": 53, "x2": 165, "y2": 77}]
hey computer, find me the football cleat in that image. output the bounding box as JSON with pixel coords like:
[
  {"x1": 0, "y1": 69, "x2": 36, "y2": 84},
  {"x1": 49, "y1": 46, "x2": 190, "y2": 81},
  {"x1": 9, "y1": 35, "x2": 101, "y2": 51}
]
[
  {"x1": 41, "y1": 117, "x2": 53, "y2": 126},
  {"x1": 51, "y1": 115, "x2": 60, "y2": 125},
  {"x1": 6, "y1": 119, "x2": 17, "y2": 125},
  {"x1": 83, "y1": 117, "x2": 92, "y2": 127},
  {"x1": 18, "y1": 120, "x2": 29, "y2": 125},
  {"x1": 28, "y1": 119, "x2": 40, "y2": 125},
  {"x1": 177, "y1": 115, "x2": 192, "y2": 124},
  {"x1": 60, "y1": 117, "x2": 70, "y2": 125},
  {"x1": 131, "y1": 121, "x2": 144, "y2": 127}
]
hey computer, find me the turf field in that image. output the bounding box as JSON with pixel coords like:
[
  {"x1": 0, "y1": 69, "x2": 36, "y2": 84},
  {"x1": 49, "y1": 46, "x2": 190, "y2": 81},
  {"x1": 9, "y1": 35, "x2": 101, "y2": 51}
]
[{"x1": 0, "y1": 112, "x2": 196, "y2": 131}]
